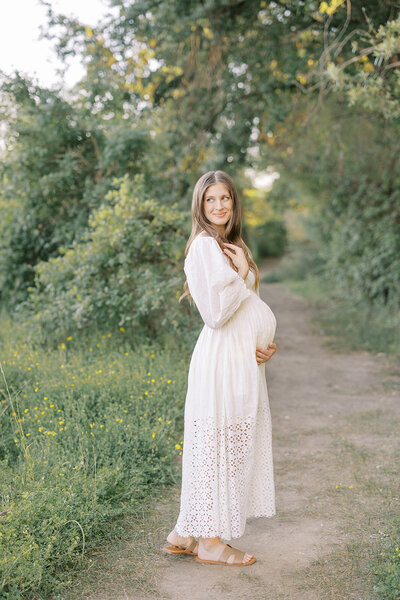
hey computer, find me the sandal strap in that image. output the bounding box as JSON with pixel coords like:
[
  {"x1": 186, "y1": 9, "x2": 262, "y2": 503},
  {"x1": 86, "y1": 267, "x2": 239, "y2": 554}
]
[
  {"x1": 217, "y1": 543, "x2": 245, "y2": 564},
  {"x1": 184, "y1": 538, "x2": 197, "y2": 552}
]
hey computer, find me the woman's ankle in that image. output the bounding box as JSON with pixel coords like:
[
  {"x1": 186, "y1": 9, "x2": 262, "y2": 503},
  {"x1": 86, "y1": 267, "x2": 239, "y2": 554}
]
[{"x1": 199, "y1": 536, "x2": 221, "y2": 548}]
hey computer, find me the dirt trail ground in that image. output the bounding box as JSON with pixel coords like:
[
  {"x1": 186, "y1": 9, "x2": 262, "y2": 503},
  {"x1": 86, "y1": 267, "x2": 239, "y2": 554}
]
[{"x1": 67, "y1": 260, "x2": 400, "y2": 600}]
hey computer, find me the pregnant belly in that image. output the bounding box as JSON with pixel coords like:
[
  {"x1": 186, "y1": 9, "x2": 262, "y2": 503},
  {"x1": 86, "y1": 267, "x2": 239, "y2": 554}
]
[{"x1": 244, "y1": 293, "x2": 277, "y2": 348}]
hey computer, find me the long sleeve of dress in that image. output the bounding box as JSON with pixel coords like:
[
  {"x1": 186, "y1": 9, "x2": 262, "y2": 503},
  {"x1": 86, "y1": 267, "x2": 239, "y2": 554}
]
[
  {"x1": 184, "y1": 236, "x2": 252, "y2": 329},
  {"x1": 244, "y1": 268, "x2": 256, "y2": 291}
]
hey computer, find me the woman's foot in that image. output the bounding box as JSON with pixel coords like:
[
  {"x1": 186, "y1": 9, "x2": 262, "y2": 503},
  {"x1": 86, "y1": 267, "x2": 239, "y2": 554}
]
[
  {"x1": 197, "y1": 538, "x2": 255, "y2": 566},
  {"x1": 164, "y1": 528, "x2": 199, "y2": 554}
]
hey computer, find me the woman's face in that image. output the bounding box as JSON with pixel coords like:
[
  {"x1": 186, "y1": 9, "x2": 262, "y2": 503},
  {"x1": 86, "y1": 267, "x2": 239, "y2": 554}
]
[{"x1": 203, "y1": 182, "x2": 233, "y2": 234}]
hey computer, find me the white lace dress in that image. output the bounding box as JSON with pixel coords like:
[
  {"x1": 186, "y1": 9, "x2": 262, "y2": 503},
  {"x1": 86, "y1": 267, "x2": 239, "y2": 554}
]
[{"x1": 174, "y1": 232, "x2": 277, "y2": 540}]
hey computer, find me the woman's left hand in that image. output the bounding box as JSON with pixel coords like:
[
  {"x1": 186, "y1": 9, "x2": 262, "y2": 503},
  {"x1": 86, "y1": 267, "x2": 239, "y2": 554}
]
[{"x1": 256, "y1": 342, "x2": 277, "y2": 365}]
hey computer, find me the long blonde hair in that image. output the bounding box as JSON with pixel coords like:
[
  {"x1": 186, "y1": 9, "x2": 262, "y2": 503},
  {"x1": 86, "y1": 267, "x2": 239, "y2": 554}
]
[{"x1": 179, "y1": 170, "x2": 260, "y2": 305}]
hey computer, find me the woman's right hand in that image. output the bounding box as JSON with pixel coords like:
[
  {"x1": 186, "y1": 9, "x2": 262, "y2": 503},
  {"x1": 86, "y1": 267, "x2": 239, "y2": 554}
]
[{"x1": 222, "y1": 242, "x2": 249, "y2": 279}]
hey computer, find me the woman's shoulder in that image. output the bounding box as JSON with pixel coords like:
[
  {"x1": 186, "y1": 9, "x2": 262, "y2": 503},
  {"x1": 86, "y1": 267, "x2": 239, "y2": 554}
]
[
  {"x1": 188, "y1": 231, "x2": 216, "y2": 251},
  {"x1": 193, "y1": 230, "x2": 214, "y2": 242},
  {"x1": 185, "y1": 233, "x2": 221, "y2": 266}
]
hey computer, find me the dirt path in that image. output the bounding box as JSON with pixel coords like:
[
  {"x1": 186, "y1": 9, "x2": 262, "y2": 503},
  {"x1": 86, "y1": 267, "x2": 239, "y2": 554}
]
[
  {"x1": 66, "y1": 261, "x2": 399, "y2": 600},
  {"x1": 154, "y1": 262, "x2": 400, "y2": 600}
]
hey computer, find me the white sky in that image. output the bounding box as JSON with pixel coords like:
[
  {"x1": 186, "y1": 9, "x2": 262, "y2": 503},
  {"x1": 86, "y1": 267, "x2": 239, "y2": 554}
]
[{"x1": 0, "y1": 0, "x2": 118, "y2": 89}]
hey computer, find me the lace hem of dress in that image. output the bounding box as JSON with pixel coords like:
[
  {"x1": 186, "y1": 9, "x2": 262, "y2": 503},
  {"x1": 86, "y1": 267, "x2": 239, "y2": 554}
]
[{"x1": 175, "y1": 407, "x2": 275, "y2": 539}]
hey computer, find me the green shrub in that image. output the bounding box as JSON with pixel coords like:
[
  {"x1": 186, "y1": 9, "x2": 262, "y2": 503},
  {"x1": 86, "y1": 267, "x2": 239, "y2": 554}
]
[
  {"x1": 20, "y1": 174, "x2": 190, "y2": 346},
  {"x1": 250, "y1": 220, "x2": 288, "y2": 261}
]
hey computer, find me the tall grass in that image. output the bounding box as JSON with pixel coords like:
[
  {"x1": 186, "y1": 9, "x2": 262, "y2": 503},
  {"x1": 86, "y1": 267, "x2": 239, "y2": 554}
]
[{"x1": 0, "y1": 312, "x2": 192, "y2": 598}]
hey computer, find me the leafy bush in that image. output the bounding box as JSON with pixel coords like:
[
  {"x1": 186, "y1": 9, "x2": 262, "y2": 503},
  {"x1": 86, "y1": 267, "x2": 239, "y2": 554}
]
[
  {"x1": 0, "y1": 77, "x2": 104, "y2": 308},
  {"x1": 250, "y1": 220, "x2": 288, "y2": 261},
  {"x1": 319, "y1": 183, "x2": 400, "y2": 309},
  {"x1": 22, "y1": 174, "x2": 190, "y2": 346},
  {"x1": 273, "y1": 100, "x2": 400, "y2": 310}
]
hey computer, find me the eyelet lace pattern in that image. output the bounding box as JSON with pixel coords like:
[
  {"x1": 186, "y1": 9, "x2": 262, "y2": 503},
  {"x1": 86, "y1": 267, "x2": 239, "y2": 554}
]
[{"x1": 175, "y1": 397, "x2": 275, "y2": 540}]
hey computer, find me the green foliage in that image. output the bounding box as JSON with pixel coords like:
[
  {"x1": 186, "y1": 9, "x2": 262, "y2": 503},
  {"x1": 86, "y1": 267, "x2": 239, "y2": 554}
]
[
  {"x1": 325, "y1": 15, "x2": 400, "y2": 120},
  {"x1": 319, "y1": 200, "x2": 400, "y2": 308},
  {"x1": 263, "y1": 239, "x2": 326, "y2": 283},
  {"x1": 0, "y1": 75, "x2": 101, "y2": 306},
  {"x1": 250, "y1": 220, "x2": 288, "y2": 260},
  {"x1": 22, "y1": 175, "x2": 190, "y2": 345},
  {"x1": 0, "y1": 318, "x2": 190, "y2": 597},
  {"x1": 272, "y1": 99, "x2": 400, "y2": 309},
  {"x1": 2, "y1": 0, "x2": 399, "y2": 316},
  {"x1": 265, "y1": 239, "x2": 400, "y2": 355},
  {"x1": 0, "y1": 74, "x2": 156, "y2": 311}
]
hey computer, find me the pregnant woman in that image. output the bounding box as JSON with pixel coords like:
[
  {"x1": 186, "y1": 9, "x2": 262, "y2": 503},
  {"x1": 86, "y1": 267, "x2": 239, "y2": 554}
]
[{"x1": 163, "y1": 170, "x2": 277, "y2": 566}]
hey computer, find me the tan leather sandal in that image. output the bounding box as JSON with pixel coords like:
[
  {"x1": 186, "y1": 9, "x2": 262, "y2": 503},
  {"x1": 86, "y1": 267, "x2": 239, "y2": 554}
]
[
  {"x1": 195, "y1": 543, "x2": 256, "y2": 566},
  {"x1": 162, "y1": 537, "x2": 199, "y2": 556}
]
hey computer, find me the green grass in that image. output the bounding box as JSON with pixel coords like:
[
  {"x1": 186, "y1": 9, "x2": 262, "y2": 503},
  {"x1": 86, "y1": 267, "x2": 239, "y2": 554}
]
[{"x1": 0, "y1": 312, "x2": 192, "y2": 598}]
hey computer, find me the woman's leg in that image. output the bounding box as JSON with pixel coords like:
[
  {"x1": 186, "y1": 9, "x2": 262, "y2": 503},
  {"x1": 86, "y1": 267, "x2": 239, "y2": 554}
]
[{"x1": 166, "y1": 527, "x2": 198, "y2": 552}]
